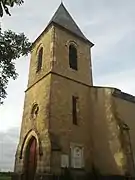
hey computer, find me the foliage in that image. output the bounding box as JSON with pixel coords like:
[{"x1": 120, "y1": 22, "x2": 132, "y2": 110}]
[
  {"x1": 0, "y1": 0, "x2": 31, "y2": 104},
  {"x1": 0, "y1": 0, "x2": 24, "y2": 17},
  {"x1": 0, "y1": 29, "x2": 31, "y2": 104}
]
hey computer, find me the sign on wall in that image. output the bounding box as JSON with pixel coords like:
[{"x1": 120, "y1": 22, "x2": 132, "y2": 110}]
[
  {"x1": 61, "y1": 154, "x2": 69, "y2": 168},
  {"x1": 71, "y1": 145, "x2": 84, "y2": 169}
]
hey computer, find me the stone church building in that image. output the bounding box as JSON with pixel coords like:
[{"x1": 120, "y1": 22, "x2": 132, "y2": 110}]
[{"x1": 14, "y1": 3, "x2": 135, "y2": 180}]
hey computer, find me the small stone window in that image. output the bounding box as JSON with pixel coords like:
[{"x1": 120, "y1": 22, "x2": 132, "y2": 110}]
[
  {"x1": 72, "y1": 96, "x2": 78, "y2": 125},
  {"x1": 31, "y1": 104, "x2": 39, "y2": 119},
  {"x1": 69, "y1": 44, "x2": 78, "y2": 70},
  {"x1": 37, "y1": 47, "x2": 43, "y2": 72},
  {"x1": 61, "y1": 154, "x2": 69, "y2": 168}
]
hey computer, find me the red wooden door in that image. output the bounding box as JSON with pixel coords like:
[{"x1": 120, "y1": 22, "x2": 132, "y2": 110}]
[{"x1": 25, "y1": 137, "x2": 37, "y2": 180}]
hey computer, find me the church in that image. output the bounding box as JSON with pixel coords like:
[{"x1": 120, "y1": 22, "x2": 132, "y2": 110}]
[{"x1": 13, "y1": 3, "x2": 135, "y2": 180}]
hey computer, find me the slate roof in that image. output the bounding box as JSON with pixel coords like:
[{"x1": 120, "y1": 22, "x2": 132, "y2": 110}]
[
  {"x1": 32, "y1": 3, "x2": 94, "y2": 47},
  {"x1": 48, "y1": 3, "x2": 87, "y2": 40}
]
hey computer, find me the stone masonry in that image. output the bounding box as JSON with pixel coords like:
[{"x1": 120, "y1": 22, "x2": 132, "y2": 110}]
[{"x1": 14, "y1": 3, "x2": 135, "y2": 180}]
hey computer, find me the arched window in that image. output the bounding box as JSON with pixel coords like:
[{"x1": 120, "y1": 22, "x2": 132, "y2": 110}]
[
  {"x1": 69, "y1": 44, "x2": 78, "y2": 70},
  {"x1": 37, "y1": 47, "x2": 43, "y2": 72},
  {"x1": 31, "y1": 104, "x2": 39, "y2": 119}
]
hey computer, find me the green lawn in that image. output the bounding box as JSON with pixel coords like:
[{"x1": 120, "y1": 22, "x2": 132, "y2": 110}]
[
  {"x1": 0, "y1": 177, "x2": 11, "y2": 180},
  {"x1": 0, "y1": 173, "x2": 11, "y2": 180},
  {"x1": 0, "y1": 176, "x2": 11, "y2": 180}
]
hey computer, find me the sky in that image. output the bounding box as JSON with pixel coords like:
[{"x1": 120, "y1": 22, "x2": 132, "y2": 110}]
[{"x1": 0, "y1": 0, "x2": 135, "y2": 171}]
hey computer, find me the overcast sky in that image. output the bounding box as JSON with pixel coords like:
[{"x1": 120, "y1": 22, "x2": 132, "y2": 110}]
[{"x1": 0, "y1": 0, "x2": 135, "y2": 171}]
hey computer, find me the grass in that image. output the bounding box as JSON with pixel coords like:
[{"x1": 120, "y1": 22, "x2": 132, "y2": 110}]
[
  {"x1": 0, "y1": 173, "x2": 11, "y2": 180},
  {"x1": 0, "y1": 177, "x2": 11, "y2": 180}
]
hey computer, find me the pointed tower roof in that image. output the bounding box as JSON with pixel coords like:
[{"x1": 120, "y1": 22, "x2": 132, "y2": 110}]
[
  {"x1": 32, "y1": 3, "x2": 94, "y2": 47},
  {"x1": 48, "y1": 3, "x2": 87, "y2": 40}
]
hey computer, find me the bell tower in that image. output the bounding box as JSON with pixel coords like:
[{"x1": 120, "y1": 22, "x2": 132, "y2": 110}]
[{"x1": 14, "y1": 3, "x2": 94, "y2": 179}]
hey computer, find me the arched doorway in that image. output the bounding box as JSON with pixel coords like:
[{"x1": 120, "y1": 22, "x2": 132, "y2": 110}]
[{"x1": 24, "y1": 137, "x2": 37, "y2": 180}]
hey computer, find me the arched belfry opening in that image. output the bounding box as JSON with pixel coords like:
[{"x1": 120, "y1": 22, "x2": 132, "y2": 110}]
[
  {"x1": 24, "y1": 136, "x2": 37, "y2": 180},
  {"x1": 69, "y1": 44, "x2": 78, "y2": 70},
  {"x1": 37, "y1": 47, "x2": 43, "y2": 72}
]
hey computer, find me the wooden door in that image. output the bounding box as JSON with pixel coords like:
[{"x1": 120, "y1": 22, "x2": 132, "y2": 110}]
[{"x1": 25, "y1": 137, "x2": 37, "y2": 180}]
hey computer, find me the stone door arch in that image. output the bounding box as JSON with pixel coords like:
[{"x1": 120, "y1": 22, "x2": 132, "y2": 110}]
[{"x1": 24, "y1": 136, "x2": 37, "y2": 180}]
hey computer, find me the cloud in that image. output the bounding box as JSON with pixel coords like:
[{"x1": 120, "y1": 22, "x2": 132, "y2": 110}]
[
  {"x1": 94, "y1": 67, "x2": 135, "y2": 96},
  {"x1": 80, "y1": 0, "x2": 135, "y2": 58},
  {"x1": 0, "y1": 128, "x2": 20, "y2": 171},
  {"x1": 93, "y1": 30, "x2": 135, "y2": 77}
]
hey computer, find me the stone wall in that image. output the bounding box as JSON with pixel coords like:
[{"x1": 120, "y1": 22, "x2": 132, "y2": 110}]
[
  {"x1": 27, "y1": 26, "x2": 54, "y2": 88},
  {"x1": 52, "y1": 26, "x2": 93, "y2": 86},
  {"x1": 14, "y1": 21, "x2": 135, "y2": 179},
  {"x1": 112, "y1": 89, "x2": 135, "y2": 176},
  {"x1": 49, "y1": 73, "x2": 93, "y2": 174},
  {"x1": 90, "y1": 87, "x2": 128, "y2": 176},
  {"x1": 15, "y1": 74, "x2": 52, "y2": 173},
  {"x1": 14, "y1": 22, "x2": 93, "y2": 176}
]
